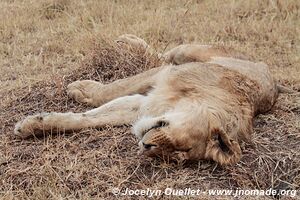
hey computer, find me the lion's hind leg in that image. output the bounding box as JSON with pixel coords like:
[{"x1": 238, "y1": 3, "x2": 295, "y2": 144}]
[
  {"x1": 163, "y1": 44, "x2": 247, "y2": 65},
  {"x1": 115, "y1": 34, "x2": 149, "y2": 49},
  {"x1": 15, "y1": 94, "x2": 145, "y2": 139}
]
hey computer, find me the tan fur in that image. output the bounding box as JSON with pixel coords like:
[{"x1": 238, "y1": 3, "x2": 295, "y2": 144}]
[
  {"x1": 163, "y1": 44, "x2": 250, "y2": 65},
  {"x1": 15, "y1": 34, "x2": 279, "y2": 165}
]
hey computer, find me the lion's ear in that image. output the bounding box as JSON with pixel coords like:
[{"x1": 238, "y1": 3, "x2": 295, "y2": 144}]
[{"x1": 205, "y1": 128, "x2": 241, "y2": 165}]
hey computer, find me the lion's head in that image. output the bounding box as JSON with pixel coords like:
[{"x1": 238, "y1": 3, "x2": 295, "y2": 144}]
[{"x1": 133, "y1": 105, "x2": 242, "y2": 165}]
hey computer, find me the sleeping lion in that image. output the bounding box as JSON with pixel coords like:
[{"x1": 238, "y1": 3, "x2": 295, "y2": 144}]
[{"x1": 15, "y1": 34, "x2": 285, "y2": 165}]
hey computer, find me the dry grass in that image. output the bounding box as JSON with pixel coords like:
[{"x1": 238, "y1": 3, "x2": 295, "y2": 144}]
[{"x1": 0, "y1": 0, "x2": 299, "y2": 199}]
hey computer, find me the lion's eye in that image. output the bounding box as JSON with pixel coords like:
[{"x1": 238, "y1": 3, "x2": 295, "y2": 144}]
[
  {"x1": 156, "y1": 120, "x2": 169, "y2": 127},
  {"x1": 143, "y1": 143, "x2": 157, "y2": 150},
  {"x1": 142, "y1": 120, "x2": 169, "y2": 136}
]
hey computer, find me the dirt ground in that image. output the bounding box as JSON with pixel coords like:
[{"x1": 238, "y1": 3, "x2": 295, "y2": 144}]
[{"x1": 0, "y1": 0, "x2": 299, "y2": 199}]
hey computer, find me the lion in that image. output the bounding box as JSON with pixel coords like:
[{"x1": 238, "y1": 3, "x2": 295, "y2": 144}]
[{"x1": 15, "y1": 34, "x2": 284, "y2": 165}]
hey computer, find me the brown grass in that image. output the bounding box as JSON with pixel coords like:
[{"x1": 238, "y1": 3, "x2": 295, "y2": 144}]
[{"x1": 0, "y1": 0, "x2": 299, "y2": 199}]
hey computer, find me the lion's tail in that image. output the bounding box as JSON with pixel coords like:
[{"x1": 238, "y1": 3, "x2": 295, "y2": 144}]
[{"x1": 277, "y1": 84, "x2": 297, "y2": 94}]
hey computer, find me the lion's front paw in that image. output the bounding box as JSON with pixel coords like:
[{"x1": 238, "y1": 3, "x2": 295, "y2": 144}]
[
  {"x1": 67, "y1": 80, "x2": 103, "y2": 106},
  {"x1": 14, "y1": 114, "x2": 47, "y2": 139}
]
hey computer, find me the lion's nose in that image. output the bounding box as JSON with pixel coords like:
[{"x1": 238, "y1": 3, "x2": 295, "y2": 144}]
[{"x1": 142, "y1": 143, "x2": 156, "y2": 150}]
